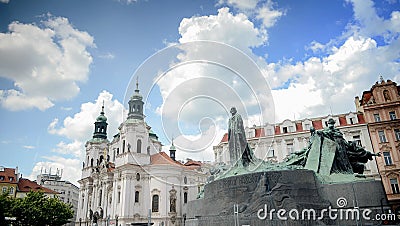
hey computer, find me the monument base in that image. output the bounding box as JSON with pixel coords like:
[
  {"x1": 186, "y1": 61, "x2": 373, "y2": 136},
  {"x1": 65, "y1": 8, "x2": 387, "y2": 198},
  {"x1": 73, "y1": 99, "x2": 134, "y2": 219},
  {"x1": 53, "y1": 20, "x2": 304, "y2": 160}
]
[{"x1": 186, "y1": 169, "x2": 390, "y2": 226}]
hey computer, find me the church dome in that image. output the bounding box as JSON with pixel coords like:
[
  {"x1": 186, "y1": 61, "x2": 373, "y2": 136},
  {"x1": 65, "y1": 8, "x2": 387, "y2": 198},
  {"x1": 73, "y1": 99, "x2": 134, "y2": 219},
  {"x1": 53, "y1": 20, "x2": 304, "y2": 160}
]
[{"x1": 96, "y1": 111, "x2": 107, "y2": 122}]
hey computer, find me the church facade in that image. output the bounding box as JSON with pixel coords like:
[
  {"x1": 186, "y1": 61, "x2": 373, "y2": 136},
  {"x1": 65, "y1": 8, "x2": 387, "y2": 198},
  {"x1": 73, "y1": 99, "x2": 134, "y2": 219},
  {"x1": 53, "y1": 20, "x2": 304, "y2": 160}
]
[{"x1": 76, "y1": 83, "x2": 208, "y2": 226}]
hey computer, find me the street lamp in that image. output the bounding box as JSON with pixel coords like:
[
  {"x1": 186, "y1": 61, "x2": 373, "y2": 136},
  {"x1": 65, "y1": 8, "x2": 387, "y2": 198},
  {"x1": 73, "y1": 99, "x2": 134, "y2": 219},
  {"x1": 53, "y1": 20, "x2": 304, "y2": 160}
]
[{"x1": 115, "y1": 214, "x2": 118, "y2": 226}]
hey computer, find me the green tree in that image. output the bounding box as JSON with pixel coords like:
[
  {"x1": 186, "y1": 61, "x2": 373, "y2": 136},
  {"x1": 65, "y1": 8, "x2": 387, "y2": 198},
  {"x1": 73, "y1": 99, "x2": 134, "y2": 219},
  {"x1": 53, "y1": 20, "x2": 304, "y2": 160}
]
[
  {"x1": 11, "y1": 191, "x2": 73, "y2": 226},
  {"x1": 0, "y1": 193, "x2": 13, "y2": 226}
]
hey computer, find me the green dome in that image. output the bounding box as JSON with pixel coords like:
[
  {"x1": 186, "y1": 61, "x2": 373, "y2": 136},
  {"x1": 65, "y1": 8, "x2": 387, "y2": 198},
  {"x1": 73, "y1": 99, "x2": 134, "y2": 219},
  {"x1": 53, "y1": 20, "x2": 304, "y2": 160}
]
[{"x1": 96, "y1": 112, "x2": 107, "y2": 122}]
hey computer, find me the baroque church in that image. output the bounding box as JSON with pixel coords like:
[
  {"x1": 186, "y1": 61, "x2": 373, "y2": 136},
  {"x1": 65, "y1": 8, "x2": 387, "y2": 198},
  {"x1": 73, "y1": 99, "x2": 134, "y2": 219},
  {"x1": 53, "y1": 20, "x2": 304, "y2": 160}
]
[{"x1": 76, "y1": 82, "x2": 208, "y2": 226}]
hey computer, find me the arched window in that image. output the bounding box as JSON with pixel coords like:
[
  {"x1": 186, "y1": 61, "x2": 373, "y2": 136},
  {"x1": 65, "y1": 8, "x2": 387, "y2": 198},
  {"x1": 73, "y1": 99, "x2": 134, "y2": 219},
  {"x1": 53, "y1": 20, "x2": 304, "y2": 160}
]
[
  {"x1": 91, "y1": 158, "x2": 94, "y2": 167},
  {"x1": 137, "y1": 139, "x2": 142, "y2": 153},
  {"x1": 135, "y1": 191, "x2": 139, "y2": 203},
  {"x1": 152, "y1": 195, "x2": 159, "y2": 212},
  {"x1": 136, "y1": 173, "x2": 140, "y2": 181},
  {"x1": 147, "y1": 146, "x2": 150, "y2": 155}
]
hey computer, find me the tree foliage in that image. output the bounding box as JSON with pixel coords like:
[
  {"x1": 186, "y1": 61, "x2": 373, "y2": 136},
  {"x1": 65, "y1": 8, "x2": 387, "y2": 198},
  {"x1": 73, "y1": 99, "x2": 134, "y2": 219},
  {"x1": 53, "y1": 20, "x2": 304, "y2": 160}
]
[{"x1": 1, "y1": 191, "x2": 73, "y2": 226}]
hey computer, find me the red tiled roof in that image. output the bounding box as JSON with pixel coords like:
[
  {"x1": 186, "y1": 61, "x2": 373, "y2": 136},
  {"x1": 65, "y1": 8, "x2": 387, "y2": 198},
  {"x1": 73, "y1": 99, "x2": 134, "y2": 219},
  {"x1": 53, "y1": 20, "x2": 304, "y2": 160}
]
[
  {"x1": 274, "y1": 126, "x2": 280, "y2": 135},
  {"x1": 150, "y1": 152, "x2": 184, "y2": 166},
  {"x1": 18, "y1": 178, "x2": 58, "y2": 194},
  {"x1": 312, "y1": 120, "x2": 323, "y2": 130},
  {"x1": 0, "y1": 168, "x2": 18, "y2": 184},
  {"x1": 357, "y1": 114, "x2": 366, "y2": 124},
  {"x1": 221, "y1": 133, "x2": 228, "y2": 142},
  {"x1": 295, "y1": 123, "x2": 303, "y2": 132},
  {"x1": 338, "y1": 116, "x2": 347, "y2": 126},
  {"x1": 184, "y1": 160, "x2": 202, "y2": 167},
  {"x1": 254, "y1": 128, "x2": 264, "y2": 137},
  {"x1": 361, "y1": 91, "x2": 372, "y2": 105}
]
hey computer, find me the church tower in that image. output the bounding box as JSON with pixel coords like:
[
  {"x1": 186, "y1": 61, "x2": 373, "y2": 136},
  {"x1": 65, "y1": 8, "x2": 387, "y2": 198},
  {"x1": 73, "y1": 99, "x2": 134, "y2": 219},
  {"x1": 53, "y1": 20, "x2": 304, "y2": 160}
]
[
  {"x1": 93, "y1": 102, "x2": 108, "y2": 139},
  {"x1": 128, "y1": 78, "x2": 144, "y2": 120}
]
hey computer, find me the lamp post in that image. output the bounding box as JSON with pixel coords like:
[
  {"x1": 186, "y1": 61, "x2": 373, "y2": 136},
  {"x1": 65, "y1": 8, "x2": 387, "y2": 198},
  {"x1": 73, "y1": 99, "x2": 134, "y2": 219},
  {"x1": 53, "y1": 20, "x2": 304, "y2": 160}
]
[
  {"x1": 79, "y1": 218, "x2": 82, "y2": 226},
  {"x1": 115, "y1": 214, "x2": 118, "y2": 226}
]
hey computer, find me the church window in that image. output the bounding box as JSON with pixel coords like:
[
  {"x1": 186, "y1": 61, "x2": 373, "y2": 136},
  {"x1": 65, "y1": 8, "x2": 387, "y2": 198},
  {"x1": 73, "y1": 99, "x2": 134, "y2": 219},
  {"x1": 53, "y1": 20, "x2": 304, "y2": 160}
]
[
  {"x1": 137, "y1": 139, "x2": 142, "y2": 153},
  {"x1": 184, "y1": 192, "x2": 188, "y2": 204},
  {"x1": 91, "y1": 158, "x2": 94, "y2": 167},
  {"x1": 122, "y1": 140, "x2": 125, "y2": 153},
  {"x1": 98, "y1": 190, "x2": 102, "y2": 206},
  {"x1": 136, "y1": 173, "x2": 140, "y2": 181},
  {"x1": 135, "y1": 191, "x2": 139, "y2": 203},
  {"x1": 118, "y1": 192, "x2": 121, "y2": 203},
  {"x1": 152, "y1": 195, "x2": 159, "y2": 212},
  {"x1": 184, "y1": 176, "x2": 187, "y2": 184}
]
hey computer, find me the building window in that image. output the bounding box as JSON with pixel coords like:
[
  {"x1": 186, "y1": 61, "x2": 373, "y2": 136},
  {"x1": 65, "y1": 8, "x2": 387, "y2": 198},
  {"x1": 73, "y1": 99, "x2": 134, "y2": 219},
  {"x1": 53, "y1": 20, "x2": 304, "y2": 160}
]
[
  {"x1": 390, "y1": 178, "x2": 400, "y2": 194},
  {"x1": 389, "y1": 111, "x2": 397, "y2": 120},
  {"x1": 267, "y1": 149, "x2": 275, "y2": 158},
  {"x1": 184, "y1": 192, "x2": 188, "y2": 204},
  {"x1": 395, "y1": 129, "x2": 400, "y2": 141},
  {"x1": 374, "y1": 114, "x2": 381, "y2": 122},
  {"x1": 353, "y1": 135, "x2": 362, "y2": 147},
  {"x1": 184, "y1": 176, "x2": 187, "y2": 184},
  {"x1": 378, "y1": 130, "x2": 387, "y2": 143},
  {"x1": 118, "y1": 192, "x2": 121, "y2": 203},
  {"x1": 0, "y1": 176, "x2": 4, "y2": 181},
  {"x1": 383, "y1": 152, "x2": 393, "y2": 165},
  {"x1": 266, "y1": 129, "x2": 273, "y2": 136},
  {"x1": 122, "y1": 140, "x2": 126, "y2": 153},
  {"x1": 283, "y1": 127, "x2": 288, "y2": 133},
  {"x1": 152, "y1": 195, "x2": 159, "y2": 212},
  {"x1": 2, "y1": 187, "x2": 7, "y2": 194},
  {"x1": 135, "y1": 191, "x2": 139, "y2": 203},
  {"x1": 304, "y1": 123, "x2": 311, "y2": 130},
  {"x1": 136, "y1": 173, "x2": 140, "y2": 181},
  {"x1": 137, "y1": 139, "x2": 142, "y2": 153},
  {"x1": 287, "y1": 143, "x2": 294, "y2": 154},
  {"x1": 8, "y1": 187, "x2": 13, "y2": 194},
  {"x1": 98, "y1": 190, "x2": 102, "y2": 206}
]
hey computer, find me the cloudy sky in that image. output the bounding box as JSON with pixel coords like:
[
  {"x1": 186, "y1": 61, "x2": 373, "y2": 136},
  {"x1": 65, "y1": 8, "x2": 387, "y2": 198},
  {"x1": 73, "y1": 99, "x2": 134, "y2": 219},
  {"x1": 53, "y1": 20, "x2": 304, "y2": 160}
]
[{"x1": 1, "y1": 0, "x2": 399, "y2": 185}]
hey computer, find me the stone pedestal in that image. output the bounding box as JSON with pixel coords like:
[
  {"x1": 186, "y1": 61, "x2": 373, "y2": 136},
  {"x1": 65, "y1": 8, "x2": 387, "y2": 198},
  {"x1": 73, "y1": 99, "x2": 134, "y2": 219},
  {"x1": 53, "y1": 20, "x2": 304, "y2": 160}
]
[{"x1": 186, "y1": 170, "x2": 390, "y2": 226}]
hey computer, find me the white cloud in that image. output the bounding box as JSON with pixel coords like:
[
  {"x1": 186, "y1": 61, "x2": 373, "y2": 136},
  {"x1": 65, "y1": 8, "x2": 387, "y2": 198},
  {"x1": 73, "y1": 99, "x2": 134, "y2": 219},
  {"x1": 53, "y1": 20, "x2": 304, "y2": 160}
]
[
  {"x1": 217, "y1": 0, "x2": 258, "y2": 11},
  {"x1": 255, "y1": 0, "x2": 284, "y2": 28},
  {"x1": 52, "y1": 140, "x2": 84, "y2": 158},
  {"x1": 0, "y1": 16, "x2": 94, "y2": 111},
  {"x1": 37, "y1": 91, "x2": 126, "y2": 186},
  {"x1": 48, "y1": 90, "x2": 125, "y2": 141},
  {"x1": 179, "y1": 7, "x2": 266, "y2": 52},
  {"x1": 0, "y1": 0, "x2": 9, "y2": 3},
  {"x1": 346, "y1": 0, "x2": 400, "y2": 41},
  {"x1": 28, "y1": 156, "x2": 81, "y2": 186},
  {"x1": 23, "y1": 145, "x2": 35, "y2": 149}
]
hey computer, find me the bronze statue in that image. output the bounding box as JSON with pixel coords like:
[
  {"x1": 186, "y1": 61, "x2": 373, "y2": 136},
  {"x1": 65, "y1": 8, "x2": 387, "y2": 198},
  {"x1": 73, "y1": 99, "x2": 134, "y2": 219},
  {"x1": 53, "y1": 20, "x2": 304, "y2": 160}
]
[{"x1": 228, "y1": 107, "x2": 254, "y2": 167}]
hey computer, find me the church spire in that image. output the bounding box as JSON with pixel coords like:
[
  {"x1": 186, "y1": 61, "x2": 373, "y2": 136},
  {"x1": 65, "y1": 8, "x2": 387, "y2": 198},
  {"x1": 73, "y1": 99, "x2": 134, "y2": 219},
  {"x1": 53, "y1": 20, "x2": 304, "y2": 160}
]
[
  {"x1": 128, "y1": 77, "x2": 145, "y2": 120},
  {"x1": 93, "y1": 102, "x2": 108, "y2": 139}
]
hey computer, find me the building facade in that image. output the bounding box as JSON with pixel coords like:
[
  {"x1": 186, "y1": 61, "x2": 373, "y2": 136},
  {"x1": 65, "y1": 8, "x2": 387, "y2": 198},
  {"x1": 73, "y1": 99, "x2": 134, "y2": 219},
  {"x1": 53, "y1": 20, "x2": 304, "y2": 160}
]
[
  {"x1": 76, "y1": 84, "x2": 208, "y2": 226},
  {"x1": 214, "y1": 112, "x2": 379, "y2": 177},
  {"x1": 37, "y1": 170, "x2": 79, "y2": 225},
  {"x1": 0, "y1": 166, "x2": 19, "y2": 198},
  {"x1": 357, "y1": 78, "x2": 400, "y2": 207}
]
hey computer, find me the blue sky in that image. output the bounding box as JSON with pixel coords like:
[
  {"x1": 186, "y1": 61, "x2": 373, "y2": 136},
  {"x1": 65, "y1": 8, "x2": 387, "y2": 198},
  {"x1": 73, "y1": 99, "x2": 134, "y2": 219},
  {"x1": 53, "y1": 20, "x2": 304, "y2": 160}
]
[{"x1": 0, "y1": 0, "x2": 399, "y2": 185}]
